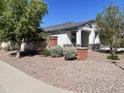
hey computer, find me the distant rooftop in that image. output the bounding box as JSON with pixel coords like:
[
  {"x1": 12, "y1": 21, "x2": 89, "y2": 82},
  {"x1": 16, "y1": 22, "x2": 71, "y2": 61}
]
[{"x1": 44, "y1": 20, "x2": 94, "y2": 32}]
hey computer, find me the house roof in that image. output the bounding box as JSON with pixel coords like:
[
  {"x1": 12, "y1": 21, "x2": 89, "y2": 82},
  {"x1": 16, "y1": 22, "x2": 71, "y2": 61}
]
[{"x1": 44, "y1": 20, "x2": 94, "y2": 32}]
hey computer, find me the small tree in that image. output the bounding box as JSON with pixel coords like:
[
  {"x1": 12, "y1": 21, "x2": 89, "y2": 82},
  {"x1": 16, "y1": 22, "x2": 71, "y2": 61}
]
[
  {"x1": 0, "y1": 0, "x2": 48, "y2": 58},
  {"x1": 96, "y1": 4, "x2": 124, "y2": 59}
]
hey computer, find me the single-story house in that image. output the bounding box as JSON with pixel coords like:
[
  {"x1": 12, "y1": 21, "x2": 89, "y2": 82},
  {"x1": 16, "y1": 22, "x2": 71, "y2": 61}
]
[
  {"x1": 0, "y1": 20, "x2": 101, "y2": 51},
  {"x1": 44, "y1": 20, "x2": 100, "y2": 48}
]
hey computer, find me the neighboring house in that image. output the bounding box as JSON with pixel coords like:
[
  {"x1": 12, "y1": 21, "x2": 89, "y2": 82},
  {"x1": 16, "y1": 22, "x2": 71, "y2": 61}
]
[{"x1": 44, "y1": 20, "x2": 100, "y2": 48}]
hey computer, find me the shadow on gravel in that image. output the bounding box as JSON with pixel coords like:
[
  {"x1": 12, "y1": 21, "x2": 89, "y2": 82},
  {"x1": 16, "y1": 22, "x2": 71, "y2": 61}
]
[
  {"x1": 9, "y1": 51, "x2": 39, "y2": 57},
  {"x1": 112, "y1": 61, "x2": 124, "y2": 71},
  {"x1": 93, "y1": 49, "x2": 109, "y2": 54},
  {"x1": 94, "y1": 49, "x2": 124, "y2": 55}
]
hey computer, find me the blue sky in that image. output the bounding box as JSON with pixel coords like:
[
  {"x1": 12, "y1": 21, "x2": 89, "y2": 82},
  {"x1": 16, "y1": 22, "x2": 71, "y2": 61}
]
[{"x1": 41, "y1": 0, "x2": 124, "y2": 27}]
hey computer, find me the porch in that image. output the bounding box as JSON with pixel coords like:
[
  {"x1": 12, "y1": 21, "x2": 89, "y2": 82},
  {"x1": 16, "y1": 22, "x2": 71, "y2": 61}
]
[
  {"x1": 70, "y1": 26, "x2": 100, "y2": 48},
  {"x1": 71, "y1": 30, "x2": 90, "y2": 47}
]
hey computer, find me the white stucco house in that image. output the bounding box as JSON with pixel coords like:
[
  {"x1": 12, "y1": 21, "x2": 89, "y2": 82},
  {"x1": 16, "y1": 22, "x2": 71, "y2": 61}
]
[
  {"x1": 0, "y1": 20, "x2": 101, "y2": 50},
  {"x1": 44, "y1": 20, "x2": 100, "y2": 48}
]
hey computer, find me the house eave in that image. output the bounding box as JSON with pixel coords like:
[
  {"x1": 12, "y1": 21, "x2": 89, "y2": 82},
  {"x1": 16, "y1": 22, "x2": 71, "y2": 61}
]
[{"x1": 43, "y1": 20, "x2": 95, "y2": 32}]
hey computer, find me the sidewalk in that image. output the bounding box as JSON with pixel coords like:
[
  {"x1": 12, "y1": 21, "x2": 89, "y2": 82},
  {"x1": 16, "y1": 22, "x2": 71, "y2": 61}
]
[{"x1": 0, "y1": 60, "x2": 76, "y2": 93}]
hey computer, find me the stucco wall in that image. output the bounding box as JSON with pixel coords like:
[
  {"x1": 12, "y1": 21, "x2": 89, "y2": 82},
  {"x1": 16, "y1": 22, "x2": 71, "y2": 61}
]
[
  {"x1": 94, "y1": 34, "x2": 100, "y2": 44},
  {"x1": 51, "y1": 31, "x2": 72, "y2": 47},
  {"x1": 49, "y1": 24, "x2": 100, "y2": 47},
  {"x1": 88, "y1": 30, "x2": 95, "y2": 45}
]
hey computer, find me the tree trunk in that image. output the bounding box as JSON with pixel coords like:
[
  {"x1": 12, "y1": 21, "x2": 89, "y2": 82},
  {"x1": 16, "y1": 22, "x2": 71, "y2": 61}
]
[
  {"x1": 110, "y1": 45, "x2": 113, "y2": 54},
  {"x1": 16, "y1": 42, "x2": 21, "y2": 58},
  {"x1": 112, "y1": 36, "x2": 117, "y2": 55},
  {"x1": 112, "y1": 47, "x2": 116, "y2": 55},
  {"x1": 110, "y1": 45, "x2": 116, "y2": 56},
  {"x1": 109, "y1": 45, "x2": 115, "y2": 56},
  {"x1": 16, "y1": 49, "x2": 21, "y2": 58},
  {"x1": 110, "y1": 36, "x2": 117, "y2": 56}
]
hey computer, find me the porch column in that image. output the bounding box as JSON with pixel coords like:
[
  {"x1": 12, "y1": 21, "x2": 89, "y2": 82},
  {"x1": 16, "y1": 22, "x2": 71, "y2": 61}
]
[
  {"x1": 94, "y1": 34, "x2": 100, "y2": 44},
  {"x1": 76, "y1": 30, "x2": 82, "y2": 47},
  {"x1": 89, "y1": 26, "x2": 95, "y2": 45}
]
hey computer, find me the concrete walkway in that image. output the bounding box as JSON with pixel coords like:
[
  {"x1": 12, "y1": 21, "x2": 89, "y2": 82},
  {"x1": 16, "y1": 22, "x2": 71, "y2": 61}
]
[{"x1": 0, "y1": 60, "x2": 76, "y2": 93}]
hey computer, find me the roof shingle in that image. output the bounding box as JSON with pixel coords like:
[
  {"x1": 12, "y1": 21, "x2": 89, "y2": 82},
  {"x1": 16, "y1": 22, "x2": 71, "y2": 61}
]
[{"x1": 44, "y1": 20, "x2": 94, "y2": 32}]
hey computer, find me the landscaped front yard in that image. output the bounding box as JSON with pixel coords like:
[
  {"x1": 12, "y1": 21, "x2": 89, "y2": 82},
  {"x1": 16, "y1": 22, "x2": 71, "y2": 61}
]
[{"x1": 0, "y1": 50, "x2": 124, "y2": 93}]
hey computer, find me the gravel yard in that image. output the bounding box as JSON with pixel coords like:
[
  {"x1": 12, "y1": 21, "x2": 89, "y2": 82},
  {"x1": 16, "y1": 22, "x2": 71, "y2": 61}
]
[
  {"x1": 0, "y1": 83, "x2": 7, "y2": 93},
  {"x1": 0, "y1": 50, "x2": 124, "y2": 93}
]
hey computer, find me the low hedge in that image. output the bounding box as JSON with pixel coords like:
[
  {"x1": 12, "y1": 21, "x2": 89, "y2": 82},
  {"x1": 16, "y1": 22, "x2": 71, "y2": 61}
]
[
  {"x1": 50, "y1": 46, "x2": 63, "y2": 57},
  {"x1": 107, "y1": 54, "x2": 119, "y2": 60},
  {"x1": 42, "y1": 48, "x2": 51, "y2": 57},
  {"x1": 64, "y1": 47, "x2": 77, "y2": 60}
]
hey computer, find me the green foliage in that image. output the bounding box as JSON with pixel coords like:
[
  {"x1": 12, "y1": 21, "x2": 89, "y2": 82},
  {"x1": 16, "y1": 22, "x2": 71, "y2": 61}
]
[
  {"x1": 120, "y1": 36, "x2": 124, "y2": 47},
  {"x1": 96, "y1": 3, "x2": 124, "y2": 56},
  {"x1": 42, "y1": 49, "x2": 51, "y2": 57},
  {"x1": 50, "y1": 46, "x2": 63, "y2": 58},
  {"x1": 0, "y1": 0, "x2": 48, "y2": 57},
  {"x1": 38, "y1": 32, "x2": 50, "y2": 40},
  {"x1": 64, "y1": 47, "x2": 77, "y2": 60},
  {"x1": 107, "y1": 54, "x2": 119, "y2": 60},
  {"x1": 2, "y1": 45, "x2": 10, "y2": 51}
]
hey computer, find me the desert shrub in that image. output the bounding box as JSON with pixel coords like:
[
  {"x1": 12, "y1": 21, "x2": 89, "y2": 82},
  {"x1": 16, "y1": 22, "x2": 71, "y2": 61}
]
[
  {"x1": 42, "y1": 49, "x2": 51, "y2": 57},
  {"x1": 64, "y1": 47, "x2": 77, "y2": 60},
  {"x1": 107, "y1": 54, "x2": 119, "y2": 60},
  {"x1": 4, "y1": 45, "x2": 10, "y2": 51},
  {"x1": 9, "y1": 42, "x2": 18, "y2": 50},
  {"x1": 0, "y1": 42, "x2": 10, "y2": 51},
  {"x1": 50, "y1": 46, "x2": 63, "y2": 57}
]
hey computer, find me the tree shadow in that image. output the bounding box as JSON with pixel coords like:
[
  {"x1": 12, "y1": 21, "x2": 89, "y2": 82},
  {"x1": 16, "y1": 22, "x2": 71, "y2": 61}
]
[
  {"x1": 94, "y1": 49, "x2": 124, "y2": 55},
  {"x1": 9, "y1": 50, "x2": 39, "y2": 58},
  {"x1": 112, "y1": 61, "x2": 124, "y2": 71},
  {"x1": 93, "y1": 49, "x2": 110, "y2": 54},
  {"x1": 116, "y1": 51, "x2": 124, "y2": 54}
]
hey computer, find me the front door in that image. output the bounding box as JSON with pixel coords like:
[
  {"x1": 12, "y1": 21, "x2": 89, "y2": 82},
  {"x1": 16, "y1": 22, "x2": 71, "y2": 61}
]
[{"x1": 81, "y1": 31, "x2": 89, "y2": 47}]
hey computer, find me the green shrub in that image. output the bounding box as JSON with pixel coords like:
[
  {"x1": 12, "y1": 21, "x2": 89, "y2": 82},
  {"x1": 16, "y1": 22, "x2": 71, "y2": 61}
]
[
  {"x1": 42, "y1": 49, "x2": 51, "y2": 57},
  {"x1": 107, "y1": 54, "x2": 119, "y2": 60},
  {"x1": 3, "y1": 45, "x2": 10, "y2": 51},
  {"x1": 64, "y1": 47, "x2": 77, "y2": 60},
  {"x1": 50, "y1": 46, "x2": 63, "y2": 57}
]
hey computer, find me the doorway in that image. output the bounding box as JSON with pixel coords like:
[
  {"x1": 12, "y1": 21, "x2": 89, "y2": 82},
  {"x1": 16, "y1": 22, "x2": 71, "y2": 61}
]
[
  {"x1": 71, "y1": 32, "x2": 76, "y2": 46},
  {"x1": 81, "y1": 31, "x2": 89, "y2": 47}
]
